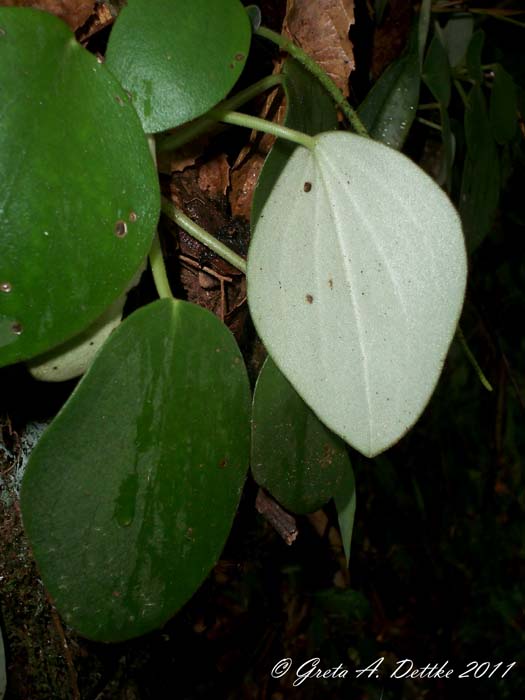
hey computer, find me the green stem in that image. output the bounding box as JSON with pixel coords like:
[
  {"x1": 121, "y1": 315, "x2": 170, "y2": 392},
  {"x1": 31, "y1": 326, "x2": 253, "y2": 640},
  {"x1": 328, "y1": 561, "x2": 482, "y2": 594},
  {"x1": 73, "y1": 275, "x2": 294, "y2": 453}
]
[
  {"x1": 157, "y1": 74, "x2": 284, "y2": 153},
  {"x1": 211, "y1": 109, "x2": 316, "y2": 150},
  {"x1": 454, "y1": 79, "x2": 470, "y2": 108},
  {"x1": 417, "y1": 116, "x2": 442, "y2": 131},
  {"x1": 469, "y1": 9, "x2": 525, "y2": 29},
  {"x1": 418, "y1": 102, "x2": 440, "y2": 111},
  {"x1": 161, "y1": 197, "x2": 247, "y2": 275},
  {"x1": 147, "y1": 134, "x2": 175, "y2": 300},
  {"x1": 255, "y1": 25, "x2": 369, "y2": 138},
  {"x1": 149, "y1": 233, "x2": 174, "y2": 300},
  {"x1": 456, "y1": 326, "x2": 493, "y2": 393}
]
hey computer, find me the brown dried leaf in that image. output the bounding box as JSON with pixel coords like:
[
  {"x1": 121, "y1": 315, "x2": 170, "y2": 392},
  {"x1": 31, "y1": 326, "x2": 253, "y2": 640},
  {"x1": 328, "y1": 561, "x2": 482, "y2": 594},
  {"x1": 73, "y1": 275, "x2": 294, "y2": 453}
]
[
  {"x1": 230, "y1": 153, "x2": 266, "y2": 220},
  {"x1": 0, "y1": 1, "x2": 95, "y2": 31},
  {"x1": 229, "y1": 90, "x2": 286, "y2": 218},
  {"x1": 198, "y1": 153, "x2": 230, "y2": 199},
  {"x1": 282, "y1": 0, "x2": 355, "y2": 97}
]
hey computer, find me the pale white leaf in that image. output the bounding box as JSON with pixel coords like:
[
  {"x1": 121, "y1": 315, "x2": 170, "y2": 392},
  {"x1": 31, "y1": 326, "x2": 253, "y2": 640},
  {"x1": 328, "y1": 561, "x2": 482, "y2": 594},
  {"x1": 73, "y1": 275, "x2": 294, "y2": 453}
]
[{"x1": 247, "y1": 132, "x2": 466, "y2": 457}]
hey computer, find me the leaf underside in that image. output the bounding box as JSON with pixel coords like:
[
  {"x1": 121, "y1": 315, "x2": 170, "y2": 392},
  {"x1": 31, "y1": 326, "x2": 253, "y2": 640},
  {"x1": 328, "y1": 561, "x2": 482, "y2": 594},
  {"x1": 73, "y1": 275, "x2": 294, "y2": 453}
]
[{"x1": 248, "y1": 132, "x2": 467, "y2": 457}]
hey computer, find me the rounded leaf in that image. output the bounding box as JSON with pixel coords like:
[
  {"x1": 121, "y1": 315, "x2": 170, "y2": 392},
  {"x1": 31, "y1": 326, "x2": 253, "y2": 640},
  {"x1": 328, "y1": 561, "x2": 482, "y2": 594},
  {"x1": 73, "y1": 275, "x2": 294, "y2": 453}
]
[
  {"x1": 0, "y1": 8, "x2": 159, "y2": 367},
  {"x1": 252, "y1": 357, "x2": 352, "y2": 514},
  {"x1": 105, "y1": 0, "x2": 251, "y2": 133},
  {"x1": 247, "y1": 132, "x2": 467, "y2": 457},
  {"x1": 21, "y1": 299, "x2": 251, "y2": 641}
]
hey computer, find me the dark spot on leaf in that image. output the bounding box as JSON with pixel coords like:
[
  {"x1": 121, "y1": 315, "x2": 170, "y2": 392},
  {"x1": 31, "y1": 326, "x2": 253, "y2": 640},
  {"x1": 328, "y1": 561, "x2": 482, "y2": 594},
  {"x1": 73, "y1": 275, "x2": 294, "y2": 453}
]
[
  {"x1": 303, "y1": 182, "x2": 312, "y2": 192},
  {"x1": 53, "y1": 366, "x2": 58, "y2": 371},
  {"x1": 328, "y1": 278, "x2": 333, "y2": 289},
  {"x1": 229, "y1": 63, "x2": 234, "y2": 69},
  {"x1": 89, "y1": 341, "x2": 95, "y2": 346},
  {"x1": 235, "y1": 53, "x2": 245, "y2": 61},
  {"x1": 112, "y1": 591, "x2": 121, "y2": 598},
  {"x1": 0, "y1": 281, "x2": 12, "y2": 293},
  {"x1": 10, "y1": 322, "x2": 23, "y2": 335},
  {"x1": 115, "y1": 95, "x2": 124, "y2": 106},
  {"x1": 129, "y1": 211, "x2": 138, "y2": 223},
  {"x1": 114, "y1": 220, "x2": 128, "y2": 238},
  {"x1": 219, "y1": 458, "x2": 227, "y2": 468},
  {"x1": 306, "y1": 294, "x2": 314, "y2": 304}
]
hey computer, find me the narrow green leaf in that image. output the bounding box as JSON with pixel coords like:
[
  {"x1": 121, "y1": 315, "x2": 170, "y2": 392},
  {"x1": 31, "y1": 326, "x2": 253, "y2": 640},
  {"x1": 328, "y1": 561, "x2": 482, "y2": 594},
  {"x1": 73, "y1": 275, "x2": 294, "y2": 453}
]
[
  {"x1": 21, "y1": 299, "x2": 251, "y2": 641},
  {"x1": 422, "y1": 31, "x2": 451, "y2": 107},
  {"x1": 252, "y1": 357, "x2": 352, "y2": 514},
  {"x1": 251, "y1": 57, "x2": 339, "y2": 228},
  {"x1": 460, "y1": 147, "x2": 500, "y2": 253},
  {"x1": 464, "y1": 84, "x2": 492, "y2": 154},
  {"x1": 442, "y1": 14, "x2": 474, "y2": 68},
  {"x1": 465, "y1": 29, "x2": 485, "y2": 82},
  {"x1": 248, "y1": 132, "x2": 467, "y2": 457},
  {"x1": 0, "y1": 9, "x2": 159, "y2": 368},
  {"x1": 440, "y1": 106, "x2": 455, "y2": 191},
  {"x1": 418, "y1": 0, "x2": 432, "y2": 68},
  {"x1": 106, "y1": 0, "x2": 251, "y2": 133},
  {"x1": 460, "y1": 83, "x2": 500, "y2": 251},
  {"x1": 358, "y1": 24, "x2": 420, "y2": 149},
  {"x1": 374, "y1": 0, "x2": 390, "y2": 25},
  {"x1": 490, "y1": 65, "x2": 518, "y2": 144},
  {"x1": 334, "y1": 466, "x2": 356, "y2": 567}
]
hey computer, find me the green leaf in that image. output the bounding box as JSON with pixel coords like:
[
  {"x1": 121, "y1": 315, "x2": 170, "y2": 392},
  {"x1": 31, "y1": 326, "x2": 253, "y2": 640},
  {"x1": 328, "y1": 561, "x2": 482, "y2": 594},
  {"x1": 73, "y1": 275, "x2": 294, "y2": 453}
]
[
  {"x1": 105, "y1": 0, "x2": 251, "y2": 133},
  {"x1": 460, "y1": 149, "x2": 500, "y2": 253},
  {"x1": 440, "y1": 106, "x2": 455, "y2": 191},
  {"x1": 27, "y1": 291, "x2": 125, "y2": 383},
  {"x1": 490, "y1": 65, "x2": 518, "y2": 145},
  {"x1": 251, "y1": 57, "x2": 339, "y2": 228},
  {"x1": 358, "y1": 24, "x2": 421, "y2": 149},
  {"x1": 465, "y1": 29, "x2": 485, "y2": 83},
  {"x1": 418, "y1": 0, "x2": 432, "y2": 68},
  {"x1": 422, "y1": 30, "x2": 451, "y2": 107},
  {"x1": 464, "y1": 84, "x2": 492, "y2": 154},
  {"x1": 251, "y1": 357, "x2": 352, "y2": 514},
  {"x1": 460, "y1": 84, "x2": 500, "y2": 251},
  {"x1": 27, "y1": 263, "x2": 145, "y2": 382},
  {"x1": 442, "y1": 14, "x2": 473, "y2": 68},
  {"x1": 21, "y1": 299, "x2": 251, "y2": 642},
  {"x1": 0, "y1": 9, "x2": 159, "y2": 368},
  {"x1": 247, "y1": 132, "x2": 467, "y2": 457},
  {"x1": 334, "y1": 466, "x2": 356, "y2": 567}
]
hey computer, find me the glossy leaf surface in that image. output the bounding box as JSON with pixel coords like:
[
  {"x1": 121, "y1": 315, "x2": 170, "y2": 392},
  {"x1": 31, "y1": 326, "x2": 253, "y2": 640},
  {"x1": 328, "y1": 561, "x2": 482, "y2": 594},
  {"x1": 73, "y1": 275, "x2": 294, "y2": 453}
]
[
  {"x1": 248, "y1": 132, "x2": 467, "y2": 457},
  {"x1": 252, "y1": 358, "x2": 352, "y2": 514},
  {"x1": 251, "y1": 58, "x2": 338, "y2": 227},
  {"x1": 0, "y1": 9, "x2": 159, "y2": 368},
  {"x1": 27, "y1": 263, "x2": 146, "y2": 382},
  {"x1": 358, "y1": 24, "x2": 421, "y2": 149},
  {"x1": 106, "y1": 0, "x2": 251, "y2": 133},
  {"x1": 21, "y1": 299, "x2": 251, "y2": 641}
]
